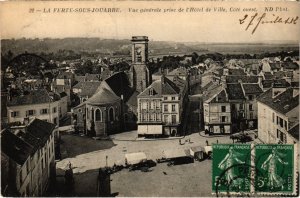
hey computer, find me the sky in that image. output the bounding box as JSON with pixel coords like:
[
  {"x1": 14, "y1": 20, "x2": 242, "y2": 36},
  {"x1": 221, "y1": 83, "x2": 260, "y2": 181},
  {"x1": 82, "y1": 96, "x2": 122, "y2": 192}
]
[{"x1": 0, "y1": 1, "x2": 299, "y2": 43}]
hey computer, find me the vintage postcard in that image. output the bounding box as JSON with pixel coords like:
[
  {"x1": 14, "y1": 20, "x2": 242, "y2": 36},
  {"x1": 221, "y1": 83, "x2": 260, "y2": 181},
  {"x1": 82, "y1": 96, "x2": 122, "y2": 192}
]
[{"x1": 0, "y1": 0, "x2": 299, "y2": 197}]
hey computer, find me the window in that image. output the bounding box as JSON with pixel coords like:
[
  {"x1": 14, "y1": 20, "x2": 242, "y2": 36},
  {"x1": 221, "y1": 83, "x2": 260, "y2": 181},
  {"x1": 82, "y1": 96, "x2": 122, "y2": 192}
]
[
  {"x1": 109, "y1": 107, "x2": 114, "y2": 121},
  {"x1": 239, "y1": 103, "x2": 243, "y2": 110},
  {"x1": 53, "y1": 107, "x2": 57, "y2": 113},
  {"x1": 164, "y1": 104, "x2": 168, "y2": 112},
  {"x1": 231, "y1": 104, "x2": 235, "y2": 110},
  {"x1": 11, "y1": 111, "x2": 19, "y2": 117},
  {"x1": 277, "y1": 129, "x2": 287, "y2": 143},
  {"x1": 53, "y1": 118, "x2": 57, "y2": 125},
  {"x1": 278, "y1": 117, "x2": 284, "y2": 128},
  {"x1": 171, "y1": 97, "x2": 176, "y2": 100},
  {"x1": 95, "y1": 109, "x2": 101, "y2": 121},
  {"x1": 149, "y1": 88, "x2": 153, "y2": 96},
  {"x1": 164, "y1": 115, "x2": 169, "y2": 123},
  {"x1": 171, "y1": 115, "x2": 176, "y2": 123},
  {"x1": 27, "y1": 110, "x2": 35, "y2": 116},
  {"x1": 248, "y1": 95, "x2": 253, "y2": 100},
  {"x1": 221, "y1": 116, "x2": 226, "y2": 122},
  {"x1": 272, "y1": 113, "x2": 275, "y2": 123},
  {"x1": 221, "y1": 106, "x2": 226, "y2": 112},
  {"x1": 91, "y1": 109, "x2": 94, "y2": 120},
  {"x1": 284, "y1": 120, "x2": 288, "y2": 130},
  {"x1": 164, "y1": 97, "x2": 168, "y2": 100},
  {"x1": 249, "y1": 104, "x2": 253, "y2": 111},
  {"x1": 149, "y1": 102, "x2": 153, "y2": 110},
  {"x1": 156, "y1": 113, "x2": 161, "y2": 121},
  {"x1": 172, "y1": 105, "x2": 176, "y2": 112},
  {"x1": 156, "y1": 101, "x2": 160, "y2": 109},
  {"x1": 40, "y1": 109, "x2": 48, "y2": 114}
]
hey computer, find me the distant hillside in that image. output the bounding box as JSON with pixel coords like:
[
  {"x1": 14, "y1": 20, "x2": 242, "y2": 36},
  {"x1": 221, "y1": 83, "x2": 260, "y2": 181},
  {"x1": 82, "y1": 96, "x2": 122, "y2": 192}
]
[{"x1": 1, "y1": 38, "x2": 298, "y2": 56}]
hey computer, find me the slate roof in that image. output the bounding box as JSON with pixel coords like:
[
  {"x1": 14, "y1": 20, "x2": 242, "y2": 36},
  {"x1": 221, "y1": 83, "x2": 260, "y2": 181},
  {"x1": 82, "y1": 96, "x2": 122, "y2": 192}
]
[
  {"x1": 257, "y1": 88, "x2": 299, "y2": 114},
  {"x1": 87, "y1": 88, "x2": 120, "y2": 105},
  {"x1": 262, "y1": 80, "x2": 273, "y2": 89},
  {"x1": 85, "y1": 73, "x2": 101, "y2": 81},
  {"x1": 127, "y1": 91, "x2": 139, "y2": 107},
  {"x1": 138, "y1": 76, "x2": 180, "y2": 98},
  {"x1": 242, "y1": 84, "x2": 263, "y2": 95},
  {"x1": 26, "y1": 119, "x2": 56, "y2": 145},
  {"x1": 8, "y1": 89, "x2": 60, "y2": 106},
  {"x1": 228, "y1": 69, "x2": 246, "y2": 75},
  {"x1": 75, "y1": 75, "x2": 86, "y2": 82},
  {"x1": 104, "y1": 72, "x2": 134, "y2": 102},
  {"x1": 76, "y1": 82, "x2": 102, "y2": 97},
  {"x1": 202, "y1": 84, "x2": 224, "y2": 102},
  {"x1": 226, "y1": 76, "x2": 259, "y2": 83},
  {"x1": 210, "y1": 90, "x2": 228, "y2": 103},
  {"x1": 226, "y1": 83, "x2": 246, "y2": 100},
  {"x1": 269, "y1": 63, "x2": 282, "y2": 70},
  {"x1": 1, "y1": 129, "x2": 33, "y2": 166},
  {"x1": 283, "y1": 62, "x2": 299, "y2": 70},
  {"x1": 288, "y1": 124, "x2": 299, "y2": 140}
]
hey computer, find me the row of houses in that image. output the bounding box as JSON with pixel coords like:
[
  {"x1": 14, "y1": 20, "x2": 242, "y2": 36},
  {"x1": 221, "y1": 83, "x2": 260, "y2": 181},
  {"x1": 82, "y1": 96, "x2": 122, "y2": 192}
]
[{"x1": 1, "y1": 119, "x2": 58, "y2": 196}]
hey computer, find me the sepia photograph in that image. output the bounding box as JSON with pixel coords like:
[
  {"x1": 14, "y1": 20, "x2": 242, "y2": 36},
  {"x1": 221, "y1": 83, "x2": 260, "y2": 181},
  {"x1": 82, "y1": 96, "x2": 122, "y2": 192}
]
[{"x1": 0, "y1": 0, "x2": 299, "y2": 197}]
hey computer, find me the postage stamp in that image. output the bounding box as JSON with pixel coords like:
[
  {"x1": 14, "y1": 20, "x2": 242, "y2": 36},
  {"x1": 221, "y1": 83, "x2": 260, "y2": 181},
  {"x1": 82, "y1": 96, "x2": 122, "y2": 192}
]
[
  {"x1": 212, "y1": 144, "x2": 252, "y2": 194},
  {"x1": 255, "y1": 144, "x2": 295, "y2": 195}
]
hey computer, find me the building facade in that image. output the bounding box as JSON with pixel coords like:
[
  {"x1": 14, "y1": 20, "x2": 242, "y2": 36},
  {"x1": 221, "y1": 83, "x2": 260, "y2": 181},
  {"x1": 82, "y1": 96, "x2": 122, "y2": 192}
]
[
  {"x1": 1, "y1": 119, "x2": 57, "y2": 196},
  {"x1": 257, "y1": 87, "x2": 299, "y2": 145},
  {"x1": 137, "y1": 75, "x2": 187, "y2": 137},
  {"x1": 7, "y1": 89, "x2": 61, "y2": 126}
]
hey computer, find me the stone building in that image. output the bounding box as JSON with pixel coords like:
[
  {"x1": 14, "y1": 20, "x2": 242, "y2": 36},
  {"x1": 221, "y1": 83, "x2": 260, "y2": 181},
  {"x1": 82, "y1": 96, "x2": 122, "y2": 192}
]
[
  {"x1": 7, "y1": 89, "x2": 62, "y2": 127},
  {"x1": 72, "y1": 72, "x2": 138, "y2": 136},
  {"x1": 257, "y1": 86, "x2": 299, "y2": 145},
  {"x1": 1, "y1": 119, "x2": 57, "y2": 196},
  {"x1": 137, "y1": 75, "x2": 187, "y2": 137},
  {"x1": 128, "y1": 36, "x2": 151, "y2": 93}
]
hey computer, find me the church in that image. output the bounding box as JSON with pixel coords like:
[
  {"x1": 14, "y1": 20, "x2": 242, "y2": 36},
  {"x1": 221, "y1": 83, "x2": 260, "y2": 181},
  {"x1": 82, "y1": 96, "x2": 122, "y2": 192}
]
[{"x1": 72, "y1": 36, "x2": 151, "y2": 136}]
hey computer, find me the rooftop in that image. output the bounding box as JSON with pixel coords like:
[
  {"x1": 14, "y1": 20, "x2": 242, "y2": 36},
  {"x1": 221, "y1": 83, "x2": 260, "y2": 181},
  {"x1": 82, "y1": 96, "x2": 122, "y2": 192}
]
[
  {"x1": 226, "y1": 75, "x2": 259, "y2": 83},
  {"x1": 1, "y1": 129, "x2": 33, "y2": 166},
  {"x1": 226, "y1": 83, "x2": 246, "y2": 100},
  {"x1": 242, "y1": 83, "x2": 263, "y2": 95},
  {"x1": 8, "y1": 89, "x2": 60, "y2": 107},
  {"x1": 257, "y1": 88, "x2": 299, "y2": 115}
]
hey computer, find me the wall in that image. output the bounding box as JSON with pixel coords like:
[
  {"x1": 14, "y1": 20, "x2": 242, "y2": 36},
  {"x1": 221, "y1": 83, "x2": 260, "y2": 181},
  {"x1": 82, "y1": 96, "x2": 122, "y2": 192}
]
[{"x1": 7, "y1": 102, "x2": 60, "y2": 126}]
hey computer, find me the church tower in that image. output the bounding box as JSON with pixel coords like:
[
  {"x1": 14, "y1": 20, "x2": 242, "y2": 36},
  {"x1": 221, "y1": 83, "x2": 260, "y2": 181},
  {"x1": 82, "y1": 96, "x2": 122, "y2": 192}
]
[{"x1": 130, "y1": 36, "x2": 151, "y2": 93}]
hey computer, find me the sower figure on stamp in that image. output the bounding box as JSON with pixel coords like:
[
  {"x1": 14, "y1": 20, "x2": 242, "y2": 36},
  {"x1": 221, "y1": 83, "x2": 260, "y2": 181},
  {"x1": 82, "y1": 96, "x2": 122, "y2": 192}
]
[
  {"x1": 218, "y1": 146, "x2": 245, "y2": 189},
  {"x1": 261, "y1": 147, "x2": 288, "y2": 190}
]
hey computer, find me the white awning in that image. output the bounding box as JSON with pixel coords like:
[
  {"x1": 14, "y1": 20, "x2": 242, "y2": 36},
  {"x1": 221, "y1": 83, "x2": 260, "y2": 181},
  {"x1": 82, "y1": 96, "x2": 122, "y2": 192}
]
[
  {"x1": 125, "y1": 152, "x2": 147, "y2": 165},
  {"x1": 163, "y1": 148, "x2": 190, "y2": 159}
]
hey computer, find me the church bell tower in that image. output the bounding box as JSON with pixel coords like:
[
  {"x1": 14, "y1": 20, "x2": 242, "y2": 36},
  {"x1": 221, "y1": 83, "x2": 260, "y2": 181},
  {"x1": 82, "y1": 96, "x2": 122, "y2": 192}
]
[{"x1": 130, "y1": 36, "x2": 151, "y2": 93}]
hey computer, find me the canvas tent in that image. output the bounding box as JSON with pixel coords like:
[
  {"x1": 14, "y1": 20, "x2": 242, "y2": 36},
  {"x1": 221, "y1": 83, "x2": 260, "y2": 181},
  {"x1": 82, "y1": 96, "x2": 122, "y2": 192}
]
[{"x1": 125, "y1": 152, "x2": 147, "y2": 165}]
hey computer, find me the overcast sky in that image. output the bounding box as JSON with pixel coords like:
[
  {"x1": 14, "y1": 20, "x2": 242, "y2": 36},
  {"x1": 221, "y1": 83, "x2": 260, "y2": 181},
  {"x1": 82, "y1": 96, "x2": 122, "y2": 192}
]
[{"x1": 1, "y1": 1, "x2": 299, "y2": 43}]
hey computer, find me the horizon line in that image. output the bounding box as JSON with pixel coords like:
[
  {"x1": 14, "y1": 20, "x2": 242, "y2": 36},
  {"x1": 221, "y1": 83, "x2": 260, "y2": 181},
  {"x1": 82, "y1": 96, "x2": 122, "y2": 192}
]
[{"x1": 1, "y1": 36, "x2": 299, "y2": 45}]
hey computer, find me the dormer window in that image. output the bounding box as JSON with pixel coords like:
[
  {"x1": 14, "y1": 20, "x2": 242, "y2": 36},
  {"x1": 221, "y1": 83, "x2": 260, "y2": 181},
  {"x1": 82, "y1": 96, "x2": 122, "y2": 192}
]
[{"x1": 149, "y1": 88, "x2": 153, "y2": 96}]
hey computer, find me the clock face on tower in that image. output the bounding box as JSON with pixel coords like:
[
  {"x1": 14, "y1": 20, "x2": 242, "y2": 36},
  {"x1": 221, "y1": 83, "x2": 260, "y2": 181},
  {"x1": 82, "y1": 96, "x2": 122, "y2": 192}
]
[{"x1": 136, "y1": 47, "x2": 142, "y2": 55}]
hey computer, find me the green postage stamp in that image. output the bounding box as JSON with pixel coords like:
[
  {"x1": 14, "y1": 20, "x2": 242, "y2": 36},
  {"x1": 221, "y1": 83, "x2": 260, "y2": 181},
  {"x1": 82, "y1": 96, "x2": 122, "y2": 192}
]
[
  {"x1": 212, "y1": 144, "x2": 252, "y2": 194},
  {"x1": 255, "y1": 144, "x2": 295, "y2": 195},
  {"x1": 212, "y1": 144, "x2": 297, "y2": 196}
]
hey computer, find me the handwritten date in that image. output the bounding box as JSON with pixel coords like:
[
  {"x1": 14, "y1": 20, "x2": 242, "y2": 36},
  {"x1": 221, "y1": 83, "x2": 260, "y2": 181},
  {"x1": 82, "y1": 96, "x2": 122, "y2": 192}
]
[{"x1": 239, "y1": 13, "x2": 298, "y2": 34}]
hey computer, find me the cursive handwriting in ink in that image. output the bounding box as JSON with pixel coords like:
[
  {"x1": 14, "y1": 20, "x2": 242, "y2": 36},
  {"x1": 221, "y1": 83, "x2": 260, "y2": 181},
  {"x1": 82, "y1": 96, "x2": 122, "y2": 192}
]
[{"x1": 239, "y1": 13, "x2": 299, "y2": 34}]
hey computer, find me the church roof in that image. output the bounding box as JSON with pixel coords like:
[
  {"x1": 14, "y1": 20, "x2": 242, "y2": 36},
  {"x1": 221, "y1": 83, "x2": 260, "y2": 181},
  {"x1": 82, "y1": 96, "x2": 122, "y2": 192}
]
[{"x1": 86, "y1": 88, "x2": 120, "y2": 105}]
